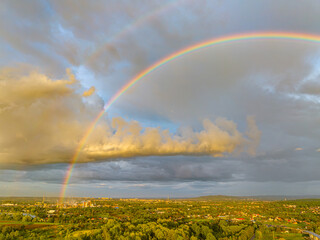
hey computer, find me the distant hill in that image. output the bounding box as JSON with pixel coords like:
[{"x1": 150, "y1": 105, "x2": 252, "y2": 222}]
[
  {"x1": 186, "y1": 195, "x2": 320, "y2": 201},
  {"x1": 187, "y1": 195, "x2": 248, "y2": 201},
  {"x1": 0, "y1": 196, "x2": 92, "y2": 203},
  {"x1": 1, "y1": 195, "x2": 320, "y2": 201}
]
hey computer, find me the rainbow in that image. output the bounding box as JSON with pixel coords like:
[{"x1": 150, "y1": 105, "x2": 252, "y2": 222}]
[{"x1": 59, "y1": 31, "x2": 320, "y2": 202}]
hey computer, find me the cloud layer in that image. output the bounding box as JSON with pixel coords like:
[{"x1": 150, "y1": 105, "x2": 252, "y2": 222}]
[{"x1": 0, "y1": 67, "x2": 260, "y2": 168}]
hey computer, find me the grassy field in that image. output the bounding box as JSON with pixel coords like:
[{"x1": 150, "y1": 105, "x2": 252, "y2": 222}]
[
  {"x1": 263, "y1": 232, "x2": 305, "y2": 240},
  {"x1": 263, "y1": 221, "x2": 302, "y2": 228},
  {"x1": 0, "y1": 220, "x2": 24, "y2": 225},
  {"x1": 0, "y1": 220, "x2": 57, "y2": 228}
]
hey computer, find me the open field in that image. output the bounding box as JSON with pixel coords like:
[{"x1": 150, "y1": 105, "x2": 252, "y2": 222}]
[{"x1": 262, "y1": 232, "x2": 306, "y2": 240}]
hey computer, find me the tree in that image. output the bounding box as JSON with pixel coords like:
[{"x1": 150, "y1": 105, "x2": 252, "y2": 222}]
[
  {"x1": 206, "y1": 233, "x2": 217, "y2": 240},
  {"x1": 0, "y1": 233, "x2": 5, "y2": 240},
  {"x1": 102, "y1": 229, "x2": 112, "y2": 240},
  {"x1": 155, "y1": 229, "x2": 165, "y2": 240},
  {"x1": 255, "y1": 230, "x2": 263, "y2": 240}
]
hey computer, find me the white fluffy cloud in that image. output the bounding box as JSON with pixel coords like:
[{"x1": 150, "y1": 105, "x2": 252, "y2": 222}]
[{"x1": 84, "y1": 115, "x2": 260, "y2": 161}]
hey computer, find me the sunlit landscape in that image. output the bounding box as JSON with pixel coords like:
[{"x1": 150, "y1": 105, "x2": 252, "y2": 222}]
[{"x1": 1, "y1": 197, "x2": 320, "y2": 239}]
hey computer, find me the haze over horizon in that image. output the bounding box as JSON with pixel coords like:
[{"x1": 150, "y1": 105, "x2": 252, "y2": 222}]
[{"x1": 1, "y1": 0, "x2": 320, "y2": 198}]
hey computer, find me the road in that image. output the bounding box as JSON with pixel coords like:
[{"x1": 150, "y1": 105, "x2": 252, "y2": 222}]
[{"x1": 303, "y1": 230, "x2": 320, "y2": 239}]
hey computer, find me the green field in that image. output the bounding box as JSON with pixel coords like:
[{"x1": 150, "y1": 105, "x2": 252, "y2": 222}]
[{"x1": 262, "y1": 232, "x2": 305, "y2": 240}]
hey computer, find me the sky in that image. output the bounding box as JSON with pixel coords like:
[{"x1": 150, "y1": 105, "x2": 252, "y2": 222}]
[{"x1": 1, "y1": 0, "x2": 320, "y2": 198}]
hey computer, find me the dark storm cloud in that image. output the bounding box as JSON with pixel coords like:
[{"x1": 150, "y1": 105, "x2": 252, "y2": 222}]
[
  {"x1": 0, "y1": 156, "x2": 240, "y2": 184},
  {"x1": 70, "y1": 157, "x2": 240, "y2": 183},
  {"x1": 2, "y1": 148, "x2": 320, "y2": 185}
]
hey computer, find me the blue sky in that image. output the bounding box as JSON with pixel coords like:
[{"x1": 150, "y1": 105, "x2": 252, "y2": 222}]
[{"x1": 1, "y1": 0, "x2": 320, "y2": 198}]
